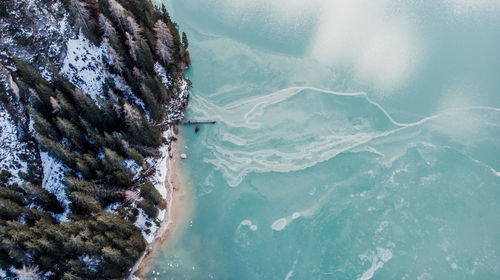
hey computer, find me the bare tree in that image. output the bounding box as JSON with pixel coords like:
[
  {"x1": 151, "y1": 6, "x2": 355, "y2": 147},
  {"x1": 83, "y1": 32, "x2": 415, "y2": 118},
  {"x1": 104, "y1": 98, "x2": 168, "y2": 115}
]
[
  {"x1": 50, "y1": 96, "x2": 61, "y2": 115},
  {"x1": 126, "y1": 16, "x2": 142, "y2": 41},
  {"x1": 68, "y1": 0, "x2": 90, "y2": 30},
  {"x1": 103, "y1": 38, "x2": 125, "y2": 73},
  {"x1": 16, "y1": 265, "x2": 41, "y2": 280},
  {"x1": 99, "y1": 14, "x2": 116, "y2": 38},
  {"x1": 124, "y1": 32, "x2": 137, "y2": 61},
  {"x1": 154, "y1": 20, "x2": 174, "y2": 48},
  {"x1": 123, "y1": 102, "x2": 141, "y2": 121},
  {"x1": 156, "y1": 39, "x2": 173, "y2": 64},
  {"x1": 154, "y1": 20, "x2": 174, "y2": 64},
  {"x1": 108, "y1": 0, "x2": 126, "y2": 28}
]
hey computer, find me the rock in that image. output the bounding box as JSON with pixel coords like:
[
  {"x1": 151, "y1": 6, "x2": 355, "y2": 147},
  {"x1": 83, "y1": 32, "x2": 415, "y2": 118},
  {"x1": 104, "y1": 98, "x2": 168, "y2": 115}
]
[{"x1": 180, "y1": 153, "x2": 187, "y2": 159}]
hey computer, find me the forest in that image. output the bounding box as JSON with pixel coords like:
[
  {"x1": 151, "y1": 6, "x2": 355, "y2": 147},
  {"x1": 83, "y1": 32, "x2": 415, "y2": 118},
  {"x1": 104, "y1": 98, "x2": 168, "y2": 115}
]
[{"x1": 0, "y1": 0, "x2": 190, "y2": 278}]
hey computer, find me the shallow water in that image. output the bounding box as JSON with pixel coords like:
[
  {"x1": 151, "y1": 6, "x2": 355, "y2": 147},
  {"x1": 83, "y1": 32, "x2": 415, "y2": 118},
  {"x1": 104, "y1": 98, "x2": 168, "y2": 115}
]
[{"x1": 150, "y1": 1, "x2": 500, "y2": 279}]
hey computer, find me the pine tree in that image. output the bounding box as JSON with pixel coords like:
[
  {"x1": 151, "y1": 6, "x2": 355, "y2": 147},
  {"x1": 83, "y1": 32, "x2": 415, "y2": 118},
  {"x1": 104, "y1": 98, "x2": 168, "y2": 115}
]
[
  {"x1": 55, "y1": 117, "x2": 85, "y2": 151},
  {"x1": 23, "y1": 184, "x2": 63, "y2": 214},
  {"x1": 36, "y1": 134, "x2": 76, "y2": 169},
  {"x1": 31, "y1": 109, "x2": 57, "y2": 140},
  {"x1": 13, "y1": 58, "x2": 45, "y2": 87},
  {"x1": 135, "y1": 39, "x2": 155, "y2": 74},
  {"x1": 182, "y1": 31, "x2": 189, "y2": 49},
  {"x1": 104, "y1": 38, "x2": 125, "y2": 74},
  {"x1": 160, "y1": 4, "x2": 171, "y2": 24},
  {"x1": 137, "y1": 199, "x2": 157, "y2": 218},
  {"x1": 55, "y1": 92, "x2": 78, "y2": 121},
  {"x1": 140, "y1": 83, "x2": 162, "y2": 121},
  {"x1": 0, "y1": 198, "x2": 23, "y2": 220},
  {"x1": 102, "y1": 147, "x2": 125, "y2": 172},
  {"x1": 140, "y1": 181, "x2": 163, "y2": 208},
  {"x1": 68, "y1": 192, "x2": 102, "y2": 214}
]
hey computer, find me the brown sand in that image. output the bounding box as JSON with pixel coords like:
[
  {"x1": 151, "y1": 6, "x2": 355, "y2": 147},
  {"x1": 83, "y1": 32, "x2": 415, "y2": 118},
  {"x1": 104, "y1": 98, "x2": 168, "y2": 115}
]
[{"x1": 131, "y1": 133, "x2": 193, "y2": 279}]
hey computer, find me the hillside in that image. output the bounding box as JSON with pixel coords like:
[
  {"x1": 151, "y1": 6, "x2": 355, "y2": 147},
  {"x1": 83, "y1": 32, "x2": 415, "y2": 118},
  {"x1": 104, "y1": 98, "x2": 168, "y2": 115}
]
[{"x1": 0, "y1": 0, "x2": 190, "y2": 278}]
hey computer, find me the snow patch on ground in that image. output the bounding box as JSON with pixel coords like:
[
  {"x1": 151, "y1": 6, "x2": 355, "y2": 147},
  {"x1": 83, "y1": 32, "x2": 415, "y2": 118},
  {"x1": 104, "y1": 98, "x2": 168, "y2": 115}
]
[
  {"x1": 111, "y1": 74, "x2": 146, "y2": 111},
  {"x1": 147, "y1": 129, "x2": 172, "y2": 200},
  {"x1": 79, "y1": 255, "x2": 100, "y2": 272},
  {"x1": 40, "y1": 151, "x2": 70, "y2": 222},
  {"x1": 60, "y1": 31, "x2": 107, "y2": 103},
  {"x1": 134, "y1": 208, "x2": 159, "y2": 243},
  {"x1": 104, "y1": 202, "x2": 121, "y2": 214},
  {"x1": 135, "y1": 129, "x2": 173, "y2": 243},
  {"x1": 124, "y1": 159, "x2": 142, "y2": 181},
  {"x1": 0, "y1": 107, "x2": 28, "y2": 185},
  {"x1": 0, "y1": 0, "x2": 73, "y2": 67},
  {"x1": 0, "y1": 268, "x2": 6, "y2": 278},
  {"x1": 154, "y1": 62, "x2": 173, "y2": 88}
]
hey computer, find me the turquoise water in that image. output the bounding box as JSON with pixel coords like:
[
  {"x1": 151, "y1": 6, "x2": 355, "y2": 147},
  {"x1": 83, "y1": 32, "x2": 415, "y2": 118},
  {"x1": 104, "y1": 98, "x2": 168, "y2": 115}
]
[{"x1": 151, "y1": 1, "x2": 500, "y2": 279}]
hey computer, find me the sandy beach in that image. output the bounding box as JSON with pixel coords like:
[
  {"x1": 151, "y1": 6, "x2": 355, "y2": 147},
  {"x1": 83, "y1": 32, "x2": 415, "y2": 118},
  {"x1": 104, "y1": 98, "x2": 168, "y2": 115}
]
[{"x1": 131, "y1": 132, "x2": 193, "y2": 279}]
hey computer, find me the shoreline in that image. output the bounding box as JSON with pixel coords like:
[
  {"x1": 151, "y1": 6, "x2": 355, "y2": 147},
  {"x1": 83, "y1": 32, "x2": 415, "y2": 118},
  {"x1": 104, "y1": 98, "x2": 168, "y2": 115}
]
[{"x1": 130, "y1": 129, "x2": 193, "y2": 279}]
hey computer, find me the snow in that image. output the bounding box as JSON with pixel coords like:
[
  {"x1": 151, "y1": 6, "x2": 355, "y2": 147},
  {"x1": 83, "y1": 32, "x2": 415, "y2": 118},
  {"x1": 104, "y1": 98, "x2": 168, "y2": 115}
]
[
  {"x1": 111, "y1": 74, "x2": 146, "y2": 111},
  {"x1": 154, "y1": 62, "x2": 173, "y2": 87},
  {"x1": 133, "y1": 128, "x2": 177, "y2": 244},
  {"x1": 0, "y1": 0, "x2": 73, "y2": 68},
  {"x1": 79, "y1": 255, "x2": 100, "y2": 272},
  {"x1": 40, "y1": 151, "x2": 70, "y2": 222},
  {"x1": 0, "y1": 107, "x2": 28, "y2": 185},
  {"x1": 134, "y1": 208, "x2": 158, "y2": 243},
  {"x1": 124, "y1": 159, "x2": 142, "y2": 181},
  {"x1": 0, "y1": 268, "x2": 6, "y2": 278},
  {"x1": 60, "y1": 31, "x2": 108, "y2": 103},
  {"x1": 104, "y1": 202, "x2": 121, "y2": 214}
]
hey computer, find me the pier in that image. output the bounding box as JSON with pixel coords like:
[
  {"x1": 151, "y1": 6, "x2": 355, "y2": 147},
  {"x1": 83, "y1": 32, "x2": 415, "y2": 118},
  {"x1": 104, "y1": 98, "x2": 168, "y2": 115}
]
[{"x1": 181, "y1": 120, "x2": 217, "y2": 125}]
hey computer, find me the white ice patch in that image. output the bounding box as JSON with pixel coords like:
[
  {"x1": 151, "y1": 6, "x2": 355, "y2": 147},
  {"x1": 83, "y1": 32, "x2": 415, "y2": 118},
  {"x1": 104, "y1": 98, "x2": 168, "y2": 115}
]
[
  {"x1": 40, "y1": 151, "x2": 70, "y2": 222},
  {"x1": 284, "y1": 258, "x2": 298, "y2": 280},
  {"x1": 271, "y1": 218, "x2": 288, "y2": 231},
  {"x1": 490, "y1": 168, "x2": 500, "y2": 177},
  {"x1": 60, "y1": 31, "x2": 107, "y2": 103},
  {"x1": 376, "y1": 221, "x2": 390, "y2": 233},
  {"x1": 239, "y1": 219, "x2": 259, "y2": 231},
  {"x1": 194, "y1": 87, "x2": 406, "y2": 187},
  {"x1": 358, "y1": 247, "x2": 393, "y2": 280},
  {"x1": 234, "y1": 219, "x2": 259, "y2": 246}
]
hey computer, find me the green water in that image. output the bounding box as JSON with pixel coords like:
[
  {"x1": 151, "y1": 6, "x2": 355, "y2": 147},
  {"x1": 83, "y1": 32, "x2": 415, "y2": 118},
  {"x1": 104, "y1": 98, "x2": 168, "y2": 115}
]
[{"x1": 150, "y1": 1, "x2": 500, "y2": 279}]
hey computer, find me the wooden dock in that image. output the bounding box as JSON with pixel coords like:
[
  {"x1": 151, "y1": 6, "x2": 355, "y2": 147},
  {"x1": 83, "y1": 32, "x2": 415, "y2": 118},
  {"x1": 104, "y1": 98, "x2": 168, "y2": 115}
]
[{"x1": 181, "y1": 120, "x2": 216, "y2": 125}]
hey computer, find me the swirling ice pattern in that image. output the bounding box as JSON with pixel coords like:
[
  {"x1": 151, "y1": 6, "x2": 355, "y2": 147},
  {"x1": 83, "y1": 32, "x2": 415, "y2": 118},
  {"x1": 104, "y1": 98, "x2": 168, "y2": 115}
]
[{"x1": 189, "y1": 86, "x2": 500, "y2": 187}]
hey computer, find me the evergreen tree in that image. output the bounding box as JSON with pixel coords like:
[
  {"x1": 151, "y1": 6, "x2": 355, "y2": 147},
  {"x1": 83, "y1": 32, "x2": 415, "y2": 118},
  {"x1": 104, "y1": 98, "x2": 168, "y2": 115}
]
[
  {"x1": 140, "y1": 83, "x2": 162, "y2": 121},
  {"x1": 69, "y1": 192, "x2": 102, "y2": 215},
  {"x1": 55, "y1": 117, "x2": 85, "y2": 150},
  {"x1": 182, "y1": 31, "x2": 189, "y2": 49}
]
